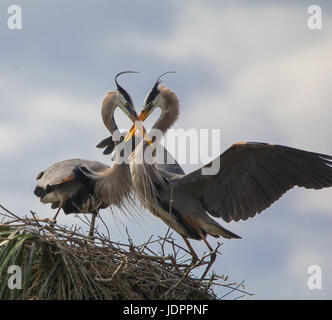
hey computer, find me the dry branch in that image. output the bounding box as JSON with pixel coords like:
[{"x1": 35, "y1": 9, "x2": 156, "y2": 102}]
[{"x1": 0, "y1": 204, "x2": 253, "y2": 300}]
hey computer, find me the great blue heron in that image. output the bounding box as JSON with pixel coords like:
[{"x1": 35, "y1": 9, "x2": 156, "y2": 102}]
[
  {"x1": 34, "y1": 71, "x2": 147, "y2": 238},
  {"x1": 126, "y1": 74, "x2": 332, "y2": 278},
  {"x1": 34, "y1": 159, "x2": 110, "y2": 237}
]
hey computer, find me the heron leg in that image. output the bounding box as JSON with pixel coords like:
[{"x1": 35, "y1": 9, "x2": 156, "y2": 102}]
[
  {"x1": 179, "y1": 212, "x2": 217, "y2": 275},
  {"x1": 198, "y1": 231, "x2": 216, "y2": 279},
  {"x1": 51, "y1": 207, "x2": 62, "y2": 226},
  {"x1": 50, "y1": 195, "x2": 68, "y2": 227},
  {"x1": 88, "y1": 212, "x2": 97, "y2": 241},
  {"x1": 181, "y1": 236, "x2": 198, "y2": 265}
]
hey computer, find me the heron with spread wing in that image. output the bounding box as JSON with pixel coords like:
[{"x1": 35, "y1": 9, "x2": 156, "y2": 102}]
[{"x1": 126, "y1": 73, "x2": 332, "y2": 278}]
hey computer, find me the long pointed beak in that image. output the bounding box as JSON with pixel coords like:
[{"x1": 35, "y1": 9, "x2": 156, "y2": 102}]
[
  {"x1": 124, "y1": 109, "x2": 150, "y2": 143},
  {"x1": 126, "y1": 109, "x2": 153, "y2": 146}
]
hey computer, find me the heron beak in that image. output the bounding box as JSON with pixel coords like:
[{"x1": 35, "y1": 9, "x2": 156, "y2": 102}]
[
  {"x1": 125, "y1": 109, "x2": 150, "y2": 141},
  {"x1": 126, "y1": 110, "x2": 153, "y2": 146}
]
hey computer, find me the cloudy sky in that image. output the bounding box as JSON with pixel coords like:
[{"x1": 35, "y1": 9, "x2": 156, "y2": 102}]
[{"x1": 0, "y1": 0, "x2": 331, "y2": 299}]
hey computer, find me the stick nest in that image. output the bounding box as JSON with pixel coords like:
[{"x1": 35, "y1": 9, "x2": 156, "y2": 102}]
[{"x1": 0, "y1": 205, "x2": 251, "y2": 300}]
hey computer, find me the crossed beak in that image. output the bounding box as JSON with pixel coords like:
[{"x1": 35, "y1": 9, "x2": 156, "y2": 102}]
[
  {"x1": 126, "y1": 109, "x2": 153, "y2": 145},
  {"x1": 124, "y1": 108, "x2": 151, "y2": 143}
]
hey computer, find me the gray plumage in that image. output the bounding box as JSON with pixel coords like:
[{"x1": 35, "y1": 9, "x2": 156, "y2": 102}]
[
  {"x1": 35, "y1": 159, "x2": 110, "y2": 214},
  {"x1": 97, "y1": 133, "x2": 184, "y2": 175},
  {"x1": 128, "y1": 78, "x2": 332, "y2": 277},
  {"x1": 173, "y1": 142, "x2": 332, "y2": 223}
]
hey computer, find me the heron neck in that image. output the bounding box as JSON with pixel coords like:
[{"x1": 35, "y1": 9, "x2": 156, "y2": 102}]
[
  {"x1": 152, "y1": 110, "x2": 175, "y2": 141},
  {"x1": 104, "y1": 112, "x2": 123, "y2": 163}
]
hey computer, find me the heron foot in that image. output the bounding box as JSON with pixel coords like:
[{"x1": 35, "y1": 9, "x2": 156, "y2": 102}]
[
  {"x1": 50, "y1": 219, "x2": 56, "y2": 226},
  {"x1": 200, "y1": 251, "x2": 216, "y2": 280}
]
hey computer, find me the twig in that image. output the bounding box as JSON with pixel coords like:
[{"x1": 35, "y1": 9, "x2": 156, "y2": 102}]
[{"x1": 0, "y1": 204, "x2": 252, "y2": 300}]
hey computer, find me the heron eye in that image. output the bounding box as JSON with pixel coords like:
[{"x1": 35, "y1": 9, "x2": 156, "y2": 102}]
[{"x1": 125, "y1": 102, "x2": 130, "y2": 108}]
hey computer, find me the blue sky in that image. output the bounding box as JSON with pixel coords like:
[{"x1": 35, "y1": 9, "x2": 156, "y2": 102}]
[{"x1": 0, "y1": 0, "x2": 331, "y2": 299}]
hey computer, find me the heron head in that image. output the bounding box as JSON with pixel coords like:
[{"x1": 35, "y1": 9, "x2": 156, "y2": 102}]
[
  {"x1": 101, "y1": 71, "x2": 141, "y2": 126},
  {"x1": 140, "y1": 71, "x2": 176, "y2": 121},
  {"x1": 101, "y1": 71, "x2": 153, "y2": 145},
  {"x1": 114, "y1": 71, "x2": 141, "y2": 123},
  {"x1": 124, "y1": 72, "x2": 176, "y2": 143}
]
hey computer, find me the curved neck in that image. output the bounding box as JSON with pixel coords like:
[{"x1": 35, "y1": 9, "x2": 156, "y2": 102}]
[
  {"x1": 152, "y1": 109, "x2": 176, "y2": 134},
  {"x1": 151, "y1": 88, "x2": 179, "y2": 140}
]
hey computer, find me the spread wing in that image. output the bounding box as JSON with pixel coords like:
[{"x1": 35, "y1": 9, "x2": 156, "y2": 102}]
[{"x1": 173, "y1": 142, "x2": 332, "y2": 222}]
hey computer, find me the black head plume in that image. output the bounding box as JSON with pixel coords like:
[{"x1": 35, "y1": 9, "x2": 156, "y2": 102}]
[
  {"x1": 145, "y1": 71, "x2": 176, "y2": 106},
  {"x1": 114, "y1": 71, "x2": 138, "y2": 107}
]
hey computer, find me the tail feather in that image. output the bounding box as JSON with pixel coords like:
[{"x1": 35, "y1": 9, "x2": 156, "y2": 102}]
[
  {"x1": 214, "y1": 225, "x2": 241, "y2": 239},
  {"x1": 202, "y1": 216, "x2": 241, "y2": 239}
]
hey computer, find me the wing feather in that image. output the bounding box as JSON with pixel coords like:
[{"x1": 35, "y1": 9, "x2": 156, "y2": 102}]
[{"x1": 174, "y1": 142, "x2": 332, "y2": 222}]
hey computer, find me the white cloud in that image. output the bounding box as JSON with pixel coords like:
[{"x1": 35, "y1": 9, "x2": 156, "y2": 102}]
[
  {"x1": 26, "y1": 94, "x2": 98, "y2": 125},
  {"x1": 121, "y1": 2, "x2": 332, "y2": 150},
  {"x1": 295, "y1": 188, "x2": 332, "y2": 214},
  {"x1": 0, "y1": 91, "x2": 106, "y2": 157},
  {"x1": 0, "y1": 124, "x2": 21, "y2": 155},
  {"x1": 126, "y1": 3, "x2": 329, "y2": 74},
  {"x1": 185, "y1": 40, "x2": 332, "y2": 148}
]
